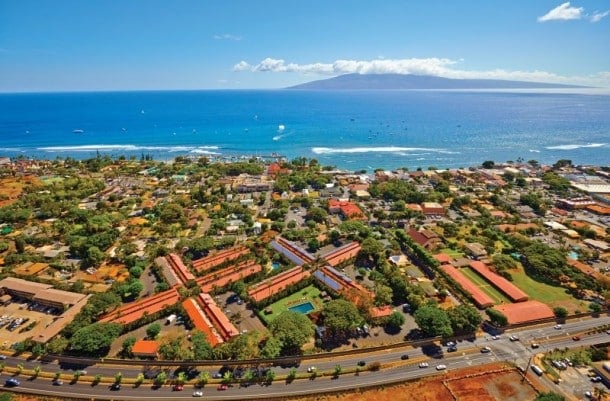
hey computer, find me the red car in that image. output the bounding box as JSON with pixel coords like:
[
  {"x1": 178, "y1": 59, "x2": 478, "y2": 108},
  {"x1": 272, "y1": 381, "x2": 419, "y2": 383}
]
[
  {"x1": 572, "y1": 336, "x2": 581, "y2": 341},
  {"x1": 217, "y1": 384, "x2": 228, "y2": 391},
  {"x1": 172, "y1": 384, "x2": 184, "y2": 391}
]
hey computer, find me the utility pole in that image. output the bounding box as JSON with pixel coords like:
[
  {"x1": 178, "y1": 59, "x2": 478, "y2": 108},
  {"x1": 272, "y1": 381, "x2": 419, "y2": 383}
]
[{"x1": 522, "y1": 355, "x2": 534, "y2": 383}]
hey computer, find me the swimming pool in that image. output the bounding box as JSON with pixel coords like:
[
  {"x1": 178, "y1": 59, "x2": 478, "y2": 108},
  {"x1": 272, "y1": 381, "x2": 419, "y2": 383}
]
[
  {"x1": 568, "y1": 251, "x2": 579, "y2": 260},
  {"x1": 288, "y1": 301, "x2": 315, "y2": 314}
]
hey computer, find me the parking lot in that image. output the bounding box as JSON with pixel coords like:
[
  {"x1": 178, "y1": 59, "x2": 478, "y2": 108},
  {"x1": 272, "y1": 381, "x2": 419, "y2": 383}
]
[{"x1": 0, "y1": 300, "x2": 59, "y2": 349}]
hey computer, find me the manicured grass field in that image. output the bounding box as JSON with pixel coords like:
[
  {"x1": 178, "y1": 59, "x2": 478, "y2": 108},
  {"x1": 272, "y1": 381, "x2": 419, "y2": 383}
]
[
  {"x1": 509, "y1": 265, "x2": 581, "y2": 310},
  {"x1": 258, "y1": 285, "x2": 323, "y2": 324},
  {"x1": 460, "y1": 267, "x2": 511, "y2": 304}
]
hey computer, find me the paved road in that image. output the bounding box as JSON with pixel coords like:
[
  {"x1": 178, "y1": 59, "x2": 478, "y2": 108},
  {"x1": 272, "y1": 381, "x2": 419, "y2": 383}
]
[{"x1": 3, "y1": 316, "x2": 610, "y2": 400}]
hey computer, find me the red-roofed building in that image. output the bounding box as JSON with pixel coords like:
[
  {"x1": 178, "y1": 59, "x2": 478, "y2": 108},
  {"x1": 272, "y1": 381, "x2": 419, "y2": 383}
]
[
  {"x1": 248, "y1": 266, "x2": 311, "y2": 302},
  {"x1": 370, "y1": 305, "x2": 393, "y2": 319},
  {"x1": 328, "y1": 199, "x2": 365, "y2": 220},
  {"x1": 132, "y1": 340, "x2": 159, "y2": 358},
  {"x1": 166, "y1": 253, "x2": 195, "y2": 285},
  {"x1": 492, "y1": 301, "x2": 554, "y2": 324},
  {"x1": 469, "y1": 261, "x2": 528, "y2": 302},
  {"x1": 182, "y1": 298, "x2": 223, "y2": 347},
  {"x1": 421, "y1": 202, "x2": 445, "y2": 216},
  {"x1": 192, "y1": 246, "x2": 249, "y2": 273},
  {"x1": 434, "y1": 253, "x2": 453, "y2": 264},
  {"x1": 100, "y1": 288, "x2": 180, "y2": 325},
  {"x1": 407, "y1": 228, "x2": 443, "y2": 250},
  {"x1": 322, "y1": 242, "x2": 361, "y2": 267},
  {"x1": 440, "y1": 264, "x2": 494, "y2": 309}
]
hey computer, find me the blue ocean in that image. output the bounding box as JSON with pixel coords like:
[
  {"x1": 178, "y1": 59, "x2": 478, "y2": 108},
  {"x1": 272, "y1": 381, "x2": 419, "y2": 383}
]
[{"x1": 0, "y1": 90, "x2": 609, "y2": 171}]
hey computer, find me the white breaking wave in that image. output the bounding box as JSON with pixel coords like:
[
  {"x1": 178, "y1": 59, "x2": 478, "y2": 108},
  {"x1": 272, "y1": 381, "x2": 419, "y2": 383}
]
[
  {"x1": 545, "y1": 143, "x2": 606, "y2": 150},
  {"x1": 311, "y1": 146, "x2": 458, "y2": 155},
  {"x1": 528, "y1": 149, "x2": 541, "y2": 153},
  {"x1": 37, "y1": 144, "x2": 220, "y2": 152}
]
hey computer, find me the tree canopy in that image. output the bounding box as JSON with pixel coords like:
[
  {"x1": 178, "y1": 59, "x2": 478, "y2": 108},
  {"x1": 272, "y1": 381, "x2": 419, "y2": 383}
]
[
  {"x1": 413, "y1": 304, "x2": 453, "y2": 338},
  {"x1": 70, "y1": 322, "x2": 122, "y2": 355},
  {"x1": 322, "y1": 299, "x2": 364, "y2": 335},
  {"x1": 268, "y1": 311, "x2": 315, "y2": 354}
]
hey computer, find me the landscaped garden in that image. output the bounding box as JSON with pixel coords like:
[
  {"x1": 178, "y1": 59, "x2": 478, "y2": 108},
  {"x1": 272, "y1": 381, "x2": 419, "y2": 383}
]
[{"x1": 258, "y1": 284, "x2": 324, "y2": 324}]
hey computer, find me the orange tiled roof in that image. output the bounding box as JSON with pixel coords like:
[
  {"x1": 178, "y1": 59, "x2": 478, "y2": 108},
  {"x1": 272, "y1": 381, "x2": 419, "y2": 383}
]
[
  {"x1": 99, "y1": 288, "x2": 180, "y2": 325},
  {"x1": 440, "y1": 264, "x2": 494, "y2": 309},
  {"x1": 493, "y1": 300, "x2": 554, "y2": 324},
  {"x1": 248, "y1": 266, "x2": 311, "y2": 302},
  {"x1": 182, "y1": 298, "x2": 223, "y2": 347},
  {"x1": 132, "y1": 340, "x2": 159, "y2": 355},
  {"x1": 192, "y1": 246, "x2": 249, "y2": 272},
  {"x1": 469, "y1": 261, "x2": 528, "y2": 302},
  {"x1": 323, "y1": 242, "x2": 361, "y2": 267}
]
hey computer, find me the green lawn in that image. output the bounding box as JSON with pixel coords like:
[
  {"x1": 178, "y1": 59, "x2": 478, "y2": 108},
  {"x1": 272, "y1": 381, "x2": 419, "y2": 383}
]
[
  {"x1": 460, "y1": 267, "x2": 511, "y2": 304},
  {"x1": 258, "y1": 285, "x2": 323, "y2": 324},
  {"x1": 509, "y1": 265, "x2": 580, "y2": 307},
  {"x1": 439, "y1": 248, "x2": 465, "y2": 259}
]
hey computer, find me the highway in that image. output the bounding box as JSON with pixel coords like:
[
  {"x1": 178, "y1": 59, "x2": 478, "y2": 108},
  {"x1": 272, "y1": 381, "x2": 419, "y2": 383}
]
[{"x1": 2, "y1": 316, "x2": 610, "y2": 400}]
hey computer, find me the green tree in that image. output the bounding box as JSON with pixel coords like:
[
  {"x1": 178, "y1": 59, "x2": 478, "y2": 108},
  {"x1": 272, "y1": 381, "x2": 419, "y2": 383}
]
[
  {"x1": 191, "y1": 331, "x2": 213, "y2": 360},
  {"x1": 447, "y1": 304, "x2": 483, "y2": 334},
  {"x1": 322, "y1": 299, "x2": 364, "y2": 337},
  {"x1": 485, "y1": 308, "x2": 508, "y2": 326},
  {"x1": 535, "y1": 392, "x2": 565, "y2": 401},
  {"x1": 482, "y1": 160, "x2": 495, "y2": 169},
  {"x1": 589, "y1": 302, "x2": 603, "y2": 314},
  {"x1": 154, "y1": 371, "x2": 167, "y2": 386},
  {"x1": 121, "y1": 337, "x2": 137, "y2": 356},
  {"x1": 114, "y1": 372, "x2": 123, "y2": 384},
  {"x1": 386, "y1": 311, "x2": 405, "y2": 330},
  {"x1": 146, "y1": 323, "x2": 162, "y2": 339},
  {"x1": 413, "y1": 305, "x2": 453, "y2": 338},
  {"x1": 260, "y1": 336, "x2": 283, "y2": 359},
  {"x1": 70, "y1": 323, "x2": 122, "y2": 355},
  {"x1": 268, "y1": 311, "x2": 315, "y2": 354},
  {"x1": 197, "y1": 371, "x2": 210, "y2": 387},
  {"x1": 553, "y1": 306, "x2": 568, "y2": 319}
]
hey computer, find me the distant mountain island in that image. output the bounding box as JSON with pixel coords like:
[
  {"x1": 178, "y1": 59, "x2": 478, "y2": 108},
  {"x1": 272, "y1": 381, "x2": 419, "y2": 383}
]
[{"x1": 288, "y1": 73, "x2": 586, "y2": 90}]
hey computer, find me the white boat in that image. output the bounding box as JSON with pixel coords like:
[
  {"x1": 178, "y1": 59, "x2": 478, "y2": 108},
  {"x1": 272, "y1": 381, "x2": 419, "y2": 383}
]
[{"x1": 72, "y1": 129, "x2": 84, "y2": 133}]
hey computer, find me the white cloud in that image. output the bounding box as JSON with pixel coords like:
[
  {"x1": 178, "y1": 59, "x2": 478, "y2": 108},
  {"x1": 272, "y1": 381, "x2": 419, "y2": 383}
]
[
  {"x1": 590, "y1": 10, "x2": 610, "y2": 22},
  {"x1": 232, "y1": 57, "x2": 610, "y2": 87},
  {"x1": 538, "y1": 2, "x2": 584, "y2": 22},
  {"x1": 232, "y1": 61, "x2": 251, "y2": 71},
  {"x1": 213, "y1": 33, "x2": 242, "y2": 41}
]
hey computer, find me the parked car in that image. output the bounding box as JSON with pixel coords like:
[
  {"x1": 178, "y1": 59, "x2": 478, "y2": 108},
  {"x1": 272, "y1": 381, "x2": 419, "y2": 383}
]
[
  {"x1": 419, "y1": 362, "x2": 429, "y2": 368},
  {"x1": 531, "y1": 343, "x2": 540, "y2": 349},
  {"x1": 436, "y1": 365, "x2": 447, "y2": 370}
]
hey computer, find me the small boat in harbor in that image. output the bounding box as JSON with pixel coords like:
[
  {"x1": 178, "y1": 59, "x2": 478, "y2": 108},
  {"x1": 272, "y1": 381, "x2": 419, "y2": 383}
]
[{"x1": 72, "y1": 129, "x2": 84, "y2": 133}]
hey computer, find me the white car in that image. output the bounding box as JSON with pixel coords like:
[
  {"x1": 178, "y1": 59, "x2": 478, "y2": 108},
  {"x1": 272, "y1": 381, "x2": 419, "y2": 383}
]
[
  {"x1": 554, "y1": 324, "x2": 562, "y2": 330},
  {"x1": 436, "y1": 364, "x2": 447, "y2": 370},
  {"x1": 481, "y1": 346, "x2": 492, "y2": 353},
  {"x1": 192, "y1": 391, "x2": 203, "y2": 397},
  {"x1": 307, "y1": 366, "x2": 317, "y2": 373},
  {"x1": 419, "y1": 362, "x2": 429, "y2": 368}
]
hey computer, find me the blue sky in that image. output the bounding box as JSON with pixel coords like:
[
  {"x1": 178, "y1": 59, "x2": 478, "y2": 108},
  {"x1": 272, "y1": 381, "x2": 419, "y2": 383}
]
[{"x1": 1, "y1": 0, "x2": 609, "y2": 92}]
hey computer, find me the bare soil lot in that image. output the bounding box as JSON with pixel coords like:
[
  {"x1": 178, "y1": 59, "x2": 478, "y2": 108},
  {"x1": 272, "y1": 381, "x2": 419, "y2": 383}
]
[{"x1": 294, "y1": 363, "x2": 539, "y2": 401}]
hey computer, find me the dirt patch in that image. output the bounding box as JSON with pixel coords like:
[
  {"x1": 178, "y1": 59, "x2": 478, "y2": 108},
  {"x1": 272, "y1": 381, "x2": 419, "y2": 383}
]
[
  {"x1": 292, "y1": 363, "x2": 540, "y2": 401},
  {"x1": 0, "y1": 176, "x2": 39, "y2": 207}
]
